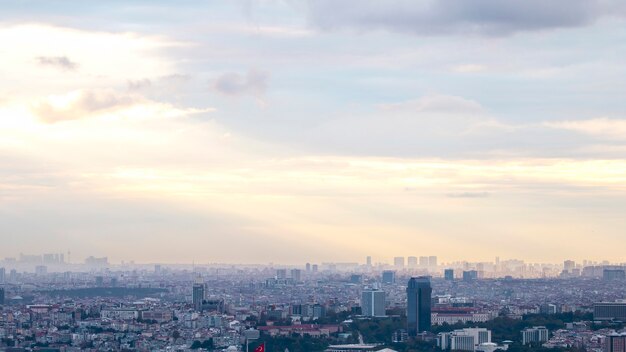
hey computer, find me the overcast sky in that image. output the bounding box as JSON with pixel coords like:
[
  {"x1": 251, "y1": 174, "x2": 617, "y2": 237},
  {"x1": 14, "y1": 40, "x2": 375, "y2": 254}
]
[{"x1": 1, "y1": 1, "x2": 626, "y2": 265}]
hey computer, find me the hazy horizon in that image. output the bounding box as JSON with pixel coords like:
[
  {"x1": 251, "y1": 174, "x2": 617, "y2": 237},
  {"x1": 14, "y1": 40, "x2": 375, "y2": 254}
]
[{"x1": 2, "y1": 1, "x2": 626, "y2": 264}]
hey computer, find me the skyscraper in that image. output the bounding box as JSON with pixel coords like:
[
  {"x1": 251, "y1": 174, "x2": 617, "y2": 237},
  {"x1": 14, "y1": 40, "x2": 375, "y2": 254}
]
[
  {"x1": 419, "y1": 256, "x2": 429, "y2": 268},
  {"x1": 361, "y1": 289, "x2": 386, "y2": 317},
  {"x1": 394, "y1": 257, "x2": 405, "y2": 268},
  {"x1": 366, "y1": 256, "x2": 372, "y2": 267},
  {"x1": 382, "y1": 270, "x2": 396, "y2": 284},
  {"x1": 192, "y1": 283, "x2": 205, "y2": 311},
  {"x1": 408, "y1": 256, "x2": 417, "y2": 268},
  {"x1": 407, "y1": 276, "x2": 432, "y2": 336},
  {"x1": 444, "y1": 269, "x2": 454, "y2": 281},
  {"x1": 429, "y1": 256, "x2": 438, "y2": 268}
]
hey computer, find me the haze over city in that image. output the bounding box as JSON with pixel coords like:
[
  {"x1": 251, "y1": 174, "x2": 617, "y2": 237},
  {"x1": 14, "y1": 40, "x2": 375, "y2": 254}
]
[{"x1": 2, "y1": 1, "x2": 626, "y2": 264}]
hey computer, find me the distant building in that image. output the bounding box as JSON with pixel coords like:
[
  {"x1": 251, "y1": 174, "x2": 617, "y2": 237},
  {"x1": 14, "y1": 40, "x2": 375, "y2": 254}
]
[
  {"x1": 306, "y1": 263, "x2": 311, "y2": 272},
  {"x1": 350, "y1": 274, "x2": 362, "y2": 284},
  {"x1": 35, "y1": 265, "x2": 47, "y2": 275},
  {"x1": 312, "y1": 264, "x2": 319, "y2": 272},
  {"x1": 291, "y1": 269, "x2": 302, "y2": 281},
  {"x1": 444, "y1": 269, "x2": 454, "y2": 281},
  {"x1": 429, "y1": 256, "x2": 438, "y2": 268},
  {"x1": 382, "y1": 270, "x2": 396, "y2": 284},
  {"x1": 366, "y1": 256, "x2": 372, "y2": 267},
  {"x1": 604, "y1": 269, "x2": 626, "y2": 280},
  {"x1": 539, "y1": 303, "x2": 559, "y2": 314},
  {"x1": 394, "y1": 257, "x2": 405, "y2": 268},
  {"x1": 437, "y1": 328, "x2": 491, "y2": 351},
  {"x1": 521, "y1": 326, "x2": 549, "y2": 345},
  {"x1": 594, "y1": 301, "x2": 626, "y2": 321},
  {"x1": 604, "y1": 332, "x2": 626, "y2": 352},
  {"x1": 84, "y1": 256, "x2": 108, "y2": 266},
  {"x1": 192, "y1": 283, "x2": 204, "y2": 311},
  {"x1": 407, "y1": 276, "x2": 432, "y2": 336},
  {"x1": 463, "y1": 270, "x2": 478, "y2": 282},
  {"x1": 408, "y1": 256, "x2": 417, "y2": 268},
  {"x1": 276, "y1": 269, "x2": 287, "y2": 279},
  {"x1": 361, "y1": 289, "x2": 386, "y2": 317},
  {"x1": 0, "y1": 287, "x2": 4, "y2": 305},
  {"x1": 419, "y1": 256, "x2": 429, "y2": 268},
  {"x1": 392, "y1": 329, "x2": 408, "y2": 343}
]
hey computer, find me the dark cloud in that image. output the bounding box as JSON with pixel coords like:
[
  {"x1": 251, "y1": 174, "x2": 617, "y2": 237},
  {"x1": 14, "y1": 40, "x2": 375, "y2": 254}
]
[
  {"x1": 36, "y1": 56, "x2": 79, "y2": 70},
  {"x1": 306, "y1": 0, "x2": 626, "y2": 36},
  {"x1": 211, "y1": 69, "x2": 269, "y2": 97}
]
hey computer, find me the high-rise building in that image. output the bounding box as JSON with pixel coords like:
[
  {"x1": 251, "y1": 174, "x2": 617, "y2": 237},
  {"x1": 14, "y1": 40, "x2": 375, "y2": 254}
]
[
  {"x1": 276, "y1": 269, "x2": 287, "y2": 279},
  {"x1": 594, "y1": 301, "x2": 626, "y2": 321},
  {"x1": 564, "y1": 260, "x2": 576, "y2": 272},
  {"x1": 407, "y1": 276, "x2": 432, "y2": 336},
  {"x1": 305, "y1": 263, "x2": 311, "y2": 272},
  {"x1": 604, "y1": 332, "x2": 626, "y2": 352},
  {"x1": 0, "y1": 287, "x2": 4, "y2": 305},
  {"x1": 522, "y1": 326, "x2": 549, "y2": 345},
  {"x1": 603, "y1": 269, "x2": 626, "y2": 280},
  {"x1": 312, "y1": 264, "x2": 318, "y2": 272},
  {"x1": 361, "y1": 289, "x2": 386, "y2": 317},
  {"x1": 394, "y1": 257, "x2": 405, "y2": 268},
  {"x1": 463, "y1": 270, "x2": 478, "y2": 281},
  {"x1": 382, "y1": 270, "x2": 396, "y2": 284},
  {"x1": 192, "y1": 283, "x2": 205, "y2": 311},
  {"x1": 419, "y1": 256, "x2": 429, "y2": 268},
  {"x1": 290, "y1": 269, "x2": 302, "y2": 281},
  {"x1": 444, "y1": 269, "x2": 454, "y2": 281},
  {"x1": 429, "y1": 256, "x2": 438, "y2": 268},
  {"x1": 366, "y1": 256, "x2": 372, "y2": 267},
  {"x1": 408, "y1": 256, "x2": 417, "y2": 268},
  {"x1": 0, "y1": 267, "x2": 5, "y2": 283}
]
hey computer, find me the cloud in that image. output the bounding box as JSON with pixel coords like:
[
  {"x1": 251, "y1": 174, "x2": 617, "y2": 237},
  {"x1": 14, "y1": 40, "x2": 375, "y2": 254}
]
[
  {"x1": 36, "y1": 56, "x2": 79, "y2": 70},
  {"x1": 32, "y1": 89, "x2": 138, "y2": 123},
  {"x1": 377, "y1": 94, "x2": 484, "y2": 114},
  {"x1": 544, "y1": 118, "x2": 626, "y2": 139},
  {"x1": 447, "y1": 191, "x2": 490, "y2": 198},
  {"x1": 306, "y1": 0, "x2": 626, "y2": 36},
  {"x1": 211, "y1": 69, "x2": 269, "y2": 97},
  {"x1": 451, "y1": 64, "x2": 487, "y2": 73}
]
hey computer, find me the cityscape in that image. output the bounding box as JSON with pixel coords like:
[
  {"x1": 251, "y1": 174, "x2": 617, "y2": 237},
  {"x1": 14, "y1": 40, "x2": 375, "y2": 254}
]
[
  {"x1": 2, "y1": 0, "x2": 626, "y2": 351},
  {"x1": 0, "y1": 255, "x2": 625, "y2": 351}
]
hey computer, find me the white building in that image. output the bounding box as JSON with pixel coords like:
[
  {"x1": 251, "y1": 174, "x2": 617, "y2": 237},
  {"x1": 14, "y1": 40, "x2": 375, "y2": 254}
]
[
  {"x1": 521, "y1": 326, "x2": 549, "y2": 345},
  {"x1": 438, "y1": 328, "x2": 492, "y2": 351}
]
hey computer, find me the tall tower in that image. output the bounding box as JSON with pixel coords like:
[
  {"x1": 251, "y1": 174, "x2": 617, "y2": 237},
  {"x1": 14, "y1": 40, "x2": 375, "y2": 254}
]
[
  {"x1": 407, "y1": 276, "x2": 432, "y2": 336},
  {"x1": 192, "y1": 283, "x2": 205, "y2": 311}
]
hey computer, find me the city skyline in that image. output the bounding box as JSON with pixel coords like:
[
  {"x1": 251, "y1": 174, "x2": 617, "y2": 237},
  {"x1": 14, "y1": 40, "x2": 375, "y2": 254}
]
[{"x1": 2, "y1": 1, "x2": 626, "y2": 263}]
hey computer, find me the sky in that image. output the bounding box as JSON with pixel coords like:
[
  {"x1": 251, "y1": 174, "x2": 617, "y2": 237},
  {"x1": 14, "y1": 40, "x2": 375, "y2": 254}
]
[{"x1": 1, "y1": 1, "x2": 626, "y2": 265}]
